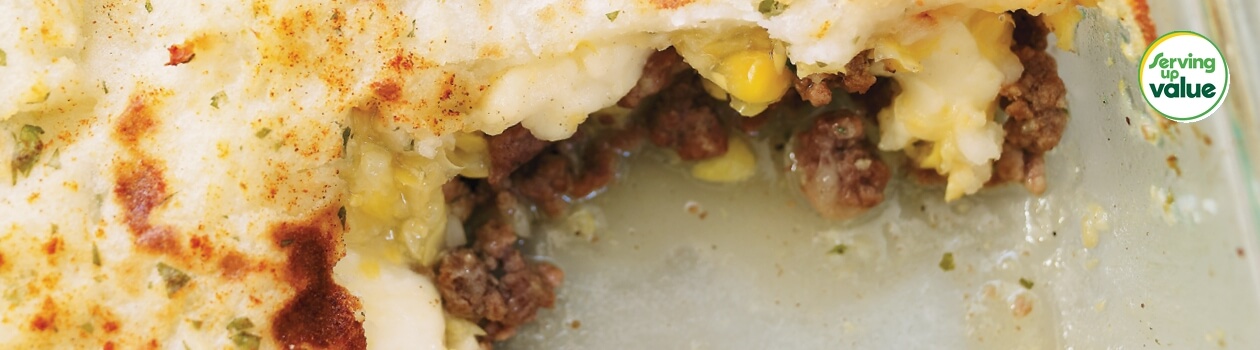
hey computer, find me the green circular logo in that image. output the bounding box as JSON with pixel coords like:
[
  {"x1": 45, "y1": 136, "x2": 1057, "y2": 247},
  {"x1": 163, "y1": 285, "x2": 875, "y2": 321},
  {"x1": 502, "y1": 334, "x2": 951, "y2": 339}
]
[{"x1": 1138, "y1": 31, "x2": 1230, "y2": 123}]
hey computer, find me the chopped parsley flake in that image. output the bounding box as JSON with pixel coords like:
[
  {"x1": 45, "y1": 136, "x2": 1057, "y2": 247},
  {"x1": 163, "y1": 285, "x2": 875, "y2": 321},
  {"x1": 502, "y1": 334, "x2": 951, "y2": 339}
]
[
  {"x1": 407, "y1": 20, "x2": 417, "y2": 38},
  {"x1": 829, "y1": 244, "x2": 847, "y2": 255},
  {"x1": 337, "y1": 206, "x2": 347, "y2": 227},
  {"x1": 80, "y1": 322, "x2": 94, "y2": 334},
  {"x1": 1019, "y1": 277, "x2": 1034, "y2": 289},
  {"x1": 156, "y1": 262, "x2": 191, "y2": 296},
  {"x1": 144, "y1": 0, "x2": 152, "y2": 12},
  {"x1": 606, "y1": 11, "x2": 620, "y2": 21},
  {"x1": 341, "y1": 127, "x2": 352, "y2": 148},
  {"x1": 939, "y1": 252, "x2": 955, "y2": 271},
  {"x1": 255, "y1": 128, "x2": 271, "y2": 138},
  {"x1": 12, "y1": 124, "x2": 45, "y2": 184},
  {"x1": 101, "y1": 81, "x2": 109, "y2": 94},
  {"x1": 226, "y1": 317, "x2": 255, "y2": 333},
  {"x1": 757, "y1": 0, "x2": 787, "y2": 17},
  {"x1": 210, "y1": 91, "x2": 226, "y2": 109},
  {"x1": 91, "y1": 242, "x2": 101, "y2": 266},
  {"x1": 231, "y1": 331, "x2": 261, "y2": 350}
]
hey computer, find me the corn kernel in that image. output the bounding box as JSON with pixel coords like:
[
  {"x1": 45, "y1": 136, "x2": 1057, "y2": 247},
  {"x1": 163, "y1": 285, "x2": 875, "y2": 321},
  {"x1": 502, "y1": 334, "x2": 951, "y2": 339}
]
[
  {"x1": 718, "y1": 51, "x2": 792, "y2": 104},
  {"x1": 691, "y1": 136, "x2": 756, "y2": 183}
]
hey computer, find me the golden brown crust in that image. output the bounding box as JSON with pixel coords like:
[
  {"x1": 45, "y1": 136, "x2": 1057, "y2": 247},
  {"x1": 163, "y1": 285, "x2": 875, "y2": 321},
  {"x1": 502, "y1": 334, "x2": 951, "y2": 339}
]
[
  {"x1": 269, "y1": 206, "x2": 367, "y2": 350},
  {"x1": 1129, "y1": 0, "x2": 1157, "y2": 44}
]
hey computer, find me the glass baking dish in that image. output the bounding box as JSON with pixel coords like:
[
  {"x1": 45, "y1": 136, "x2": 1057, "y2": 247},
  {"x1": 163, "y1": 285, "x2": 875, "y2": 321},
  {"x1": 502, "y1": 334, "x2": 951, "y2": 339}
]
[{"x1": 504, "y1": 1, "x2": 1260, "y2": 348}]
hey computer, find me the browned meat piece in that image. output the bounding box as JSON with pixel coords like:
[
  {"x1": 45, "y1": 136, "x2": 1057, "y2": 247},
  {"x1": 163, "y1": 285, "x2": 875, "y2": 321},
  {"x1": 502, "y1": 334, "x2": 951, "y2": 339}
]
[
  {"x1": 793, "y1": 50, "x2": 878, "y2": 107},
  {"x1": 487, "y1": 125, "x2": 551, "y2": 187},
  {"x1": 618, "y1": 48, "x2": 688, "y2": 108},
  {"x1": 854, "y1": 78, "x2": 897, "y2": 116},
  {"x1": 991, "y1": 11, "x2": 1068, "y2": 195},
  {"x1": 793, "y1": 111, "x2": 891, "y2": 219},
  {"x1": 436, "y1": 216, "x2": 561, "y2": 344},
  {"x1": 569, "y1": 141, "x2": 618, "y2": 199},
  {"x1": 443, "y1": 178, "x2": 485, "y2": 222},
  {"x1": 437, "y1": 249, "x2": 507, "y2": 321},
  {"x1": 1001, "y1": 46, "x2": 1068, "y2": 154},
  {"x1": 646, "y1": 73, "x2": 729, "y2": 160},
  {"x1": 1010, "y1": 10, "x2": 1050, "y2": 51},
  {"x1": 512, "y1": 153, "x2": 574, "y2": 217},
  {"x1": 474, "y1": 217, "x2": 518, "y2": 261}
]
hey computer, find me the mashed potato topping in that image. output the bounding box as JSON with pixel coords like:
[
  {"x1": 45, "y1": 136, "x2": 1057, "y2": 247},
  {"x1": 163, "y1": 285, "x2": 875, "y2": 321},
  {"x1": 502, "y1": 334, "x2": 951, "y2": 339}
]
[
  {"x1": 0, "y1": 0, "x2": 1146, "y2": 348},
  {"x1": 876, "y1": 8, "x2": 1024, "y2": 200}
]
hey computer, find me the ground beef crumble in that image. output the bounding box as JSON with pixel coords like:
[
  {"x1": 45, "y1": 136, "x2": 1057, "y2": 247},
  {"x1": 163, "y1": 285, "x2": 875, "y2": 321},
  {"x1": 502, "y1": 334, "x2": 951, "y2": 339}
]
[
  {"x1": 793, "y1": 50, "x2": 878, "y2": 107},
  {"x1": 645, "y1": 73, "x2": 731, "y2": 161},
  {"x1": 436, "y1": 195, "x2": 563, "y2": 345},
  {"x1": 793, "y1": 111, "x2": 891, "y2": 219},
  {"x1": 991, "y1": 11, "x2": 1069, "y2": 194}
]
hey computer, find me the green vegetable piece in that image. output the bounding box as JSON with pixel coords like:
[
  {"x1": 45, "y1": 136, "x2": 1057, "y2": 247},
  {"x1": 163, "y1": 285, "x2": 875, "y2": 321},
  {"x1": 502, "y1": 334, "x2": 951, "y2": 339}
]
[
  {"x1": 211, "y1": 91, "x2": 227, "y2": 109},
  {"x1": 758, "y1": 0, "x2": 786, "y2": 16},
  {"x1": 156, "y1": 262, "x2": 191, "y2": 296},
  {"x1": 12, "y1": 124, "x2": 45, "y2": 184},
  {"x1": 91, "y1": 243, "x2": 101, "y2": 266},
  {"x1": 231, "y1": 332, "x2": 261, "y2": 350},
  {"x1": 829, "y1": 244, "x2": 847, "y2": 255},
  {"x1": 226, "y1": 317, "x2": 254, "y2": 333},
  {"x1": 939, "y1": 252, "x2": 955, "y2": 271},
  {"x1": 1019, "y1": 277, "x2": 1034, "y2": 290}
]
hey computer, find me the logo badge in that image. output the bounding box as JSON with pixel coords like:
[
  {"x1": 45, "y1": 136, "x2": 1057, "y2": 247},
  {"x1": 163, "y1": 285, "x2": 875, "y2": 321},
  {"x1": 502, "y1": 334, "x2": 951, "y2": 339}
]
[{"x1": 1139, "y1": 31, "x2": 1230, "y2": 123}]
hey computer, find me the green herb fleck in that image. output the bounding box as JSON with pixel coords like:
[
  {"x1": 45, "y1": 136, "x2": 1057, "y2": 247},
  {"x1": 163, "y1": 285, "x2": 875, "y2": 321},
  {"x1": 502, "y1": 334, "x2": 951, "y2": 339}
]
[
  {"x1": 80, "y1": 322, "x2": 94, "y2": 334},
  {"x1": 407, "y1": 20, "x2": 417, "y2": 38},
  {"x1": 939, "y1": 252, "x2": 955, "y2": 271},
  {"x1": 836, "y1": 126, "x2": 848, "y2": 135},
  {"x1": 156, "y1": 262, "x2": 191, "y2": 296},
  {"x1": 1019, "y1": 277, "x2": 1034, "y2": 290},
  {"x1": 341, "y1": 127, "x2": 352, "y2": 148},
  {"x1": 101, "y1": 81, "x2": 109, "y2": 94},
  {"x1": 605, "y1": 10, "x2": 620, "y2": 21},
  {"x1": 403, "y1": 139, "x2": 416, "y2": 152},
  {"x1": 757, "y1": 0, "x2": 786, "y2": 16},
  {"x1": 91, "y1": 242, "x2": 101, "y2": 266},
  {"x1": 189, "y1": 319, "x2": 204, "y2": 329},
  {"x1": 51, "y1": 224, "x2": 58, "y2": 234},
  {"x1": 337, "y1": 206, "x2": 347, "y2": 227},
  {"x1": 47, "y1": 148, "x2": 61, "y2": 169},
  {"x1": 12, "y1": 124, "x2": 46, "y2": 184},
  {"x1": 255, "y1": 128, "x2": 271, "y2": 139},
  {"x1": 145, "y1": 0, "x2": 152, "y2": 12},
  {"x1": 829, "y1": 244, "x2": 848, "y2": 255},
  {"x1": 0, "y1": 48, "x2": 6, "y2": 67},
  {"x1": 210, "y1": 91, "x2": 226, "y2": 109},
  {"x1": 230, "y1": 331, "x2": 261, "y2": 350},
  {"x1": 226, "y1": 317, "x2": 255, "y2": 333},
  {"x1": 280, "y1": 239, "x2": 294, "y2": 247}
]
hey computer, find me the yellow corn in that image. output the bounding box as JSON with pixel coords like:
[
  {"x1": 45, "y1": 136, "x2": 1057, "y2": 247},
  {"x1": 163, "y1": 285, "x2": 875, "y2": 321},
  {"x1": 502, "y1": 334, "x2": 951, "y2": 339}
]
[
  {"x1": 718, "y1": 51, "x2": 792, "y2": 104},
  {"x1": 691, "y1": 136, "x2": 757, "y2": 183}
]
